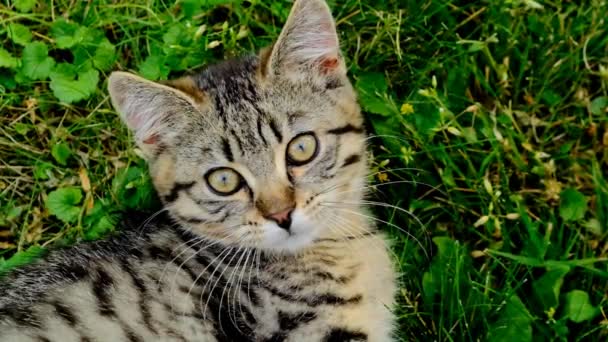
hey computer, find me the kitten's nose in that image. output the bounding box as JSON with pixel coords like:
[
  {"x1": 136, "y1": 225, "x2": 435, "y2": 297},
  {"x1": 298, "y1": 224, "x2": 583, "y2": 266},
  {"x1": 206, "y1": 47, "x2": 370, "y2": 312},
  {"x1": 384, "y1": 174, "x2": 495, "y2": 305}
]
[{"x1": 265, "y1": 208, "x2": 294, "y2": 231}]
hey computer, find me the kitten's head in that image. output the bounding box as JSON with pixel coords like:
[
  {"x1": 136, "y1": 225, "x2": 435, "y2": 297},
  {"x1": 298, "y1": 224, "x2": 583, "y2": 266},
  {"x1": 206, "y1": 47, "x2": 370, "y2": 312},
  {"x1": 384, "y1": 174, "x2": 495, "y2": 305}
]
[{"x1": 108, "y1": 0, "x2": 368, "y2": 253}]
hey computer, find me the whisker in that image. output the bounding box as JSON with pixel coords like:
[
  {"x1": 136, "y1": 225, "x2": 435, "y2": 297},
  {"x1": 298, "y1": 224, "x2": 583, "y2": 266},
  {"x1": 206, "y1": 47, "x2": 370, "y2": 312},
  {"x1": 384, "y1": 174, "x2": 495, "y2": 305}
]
[
  {"x1": 367, "y1": 167, "x2": 428, "y2": 177},
  {"x1": 323, "y1": 212, "x2": 389, "y2": 258},
  {"x1": 325, "y1": 200, "x2": 431, "y2": 235},
  {"x1": 321, "y1": 205, "x2": 430, "y2": 261},
  {"x1": 364, "y1": 134, "x2": 412, "y2": 145},
  {"x1": 192, "y1": 244, "x2": 236, "y2": 319},
  {"x1": 158, "y1": 234, "x2": 206, "y2": 290},
  {"x1": 221, "y1": 245, "x2": 248, "y2": 334},
  {"x1": 136, "y1": 207, "x2": 170, "y2": 238},
  {"x1": 201, "y1": 243, "x2": 242, "y2": 332},
  {"x1": 323, "y1": 214, "x2": 366, "y2": 255},
  {"x1": 233, "y1": 247, "x2": 254, "y2": 328},
  {"x1": 332, "y1": 180, "x2": 446, "y2": 198},
  {"x1": 178, "y1": 239, "x2": 235, "y2": 313},
  {"x1": 164, "y1": 228, "x2": 240, "y2": 295}
]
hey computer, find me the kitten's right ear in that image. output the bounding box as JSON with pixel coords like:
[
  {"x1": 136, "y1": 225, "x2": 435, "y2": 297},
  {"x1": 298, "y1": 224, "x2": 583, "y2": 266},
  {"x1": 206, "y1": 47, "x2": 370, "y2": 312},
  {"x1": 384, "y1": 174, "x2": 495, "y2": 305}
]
[
  {"x1": 265, "y1": 0, "x2": 343, "y2": 78},
  {"x1": 108, "y1": 72, "x2": 196, "y2": 150}
]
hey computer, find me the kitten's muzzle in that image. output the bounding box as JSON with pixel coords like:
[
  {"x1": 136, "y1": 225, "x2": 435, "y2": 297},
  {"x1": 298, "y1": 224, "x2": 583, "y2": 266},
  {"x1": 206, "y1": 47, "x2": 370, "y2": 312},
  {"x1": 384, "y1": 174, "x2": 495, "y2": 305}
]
[{"x1": 265, "y1": 207, "x2": 294, "y2": 231}]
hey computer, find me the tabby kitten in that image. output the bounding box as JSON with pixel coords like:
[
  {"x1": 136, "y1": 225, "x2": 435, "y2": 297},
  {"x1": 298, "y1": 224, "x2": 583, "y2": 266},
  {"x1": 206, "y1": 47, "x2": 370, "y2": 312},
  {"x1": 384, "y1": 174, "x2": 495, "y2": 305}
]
[{"x1": 0, "y1": 0, "x2": 396, "y2": 341}]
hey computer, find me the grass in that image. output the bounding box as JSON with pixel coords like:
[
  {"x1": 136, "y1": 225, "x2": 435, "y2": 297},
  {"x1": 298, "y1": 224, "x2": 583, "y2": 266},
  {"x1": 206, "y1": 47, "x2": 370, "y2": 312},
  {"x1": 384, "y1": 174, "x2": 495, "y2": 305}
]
[{"x1": 1, "y1": 0, "x2": 607, "y2": 340}]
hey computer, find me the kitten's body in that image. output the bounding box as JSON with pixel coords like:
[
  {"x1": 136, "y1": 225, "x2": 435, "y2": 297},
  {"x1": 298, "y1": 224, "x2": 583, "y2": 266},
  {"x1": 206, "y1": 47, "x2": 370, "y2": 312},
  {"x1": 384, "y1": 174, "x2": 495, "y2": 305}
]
[
  {"x1": 0, "y1": 213, "x2": 394, "y2": 342},
  {"x1": 0, "y1": 1, "x2": 396, "y2": 341}
]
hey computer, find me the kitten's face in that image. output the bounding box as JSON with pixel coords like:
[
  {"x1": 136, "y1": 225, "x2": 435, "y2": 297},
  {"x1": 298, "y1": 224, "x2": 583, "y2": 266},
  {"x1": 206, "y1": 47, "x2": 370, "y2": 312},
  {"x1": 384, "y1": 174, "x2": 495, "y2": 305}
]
[{"x1": 109, "y1": 0, "x2": 368, "y2": 253}]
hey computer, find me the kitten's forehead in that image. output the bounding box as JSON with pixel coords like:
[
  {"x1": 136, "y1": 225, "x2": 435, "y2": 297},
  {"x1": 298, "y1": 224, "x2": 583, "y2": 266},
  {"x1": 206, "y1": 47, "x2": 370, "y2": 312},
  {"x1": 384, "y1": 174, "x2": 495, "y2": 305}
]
[
  {"x1": 171, "y1": 57, "x2": 269, "y2": 177},
  {"x1": 182, "y1": 55, "x2": 338, "y2": 167}
]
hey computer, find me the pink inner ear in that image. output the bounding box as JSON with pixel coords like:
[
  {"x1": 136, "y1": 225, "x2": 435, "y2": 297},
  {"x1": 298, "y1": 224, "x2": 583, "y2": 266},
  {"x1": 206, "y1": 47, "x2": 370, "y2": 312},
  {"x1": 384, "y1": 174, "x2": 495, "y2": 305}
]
[
  {"x1": 320, "y1": 57, "x2": 339, "y2": 73},
  {"x1": 143, "y1": 134, "x2": 158, "y2": 145}
]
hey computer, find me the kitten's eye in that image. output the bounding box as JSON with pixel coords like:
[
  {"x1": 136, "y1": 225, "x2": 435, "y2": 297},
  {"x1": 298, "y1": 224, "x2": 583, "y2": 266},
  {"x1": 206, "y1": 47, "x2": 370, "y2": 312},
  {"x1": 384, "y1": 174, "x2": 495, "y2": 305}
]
[
  {"x1": 205, "y1": 168, "x2": 242, "y2": 195},
  {"x1": 286, "y1": 133, "x2": 319, "y2": 166}
]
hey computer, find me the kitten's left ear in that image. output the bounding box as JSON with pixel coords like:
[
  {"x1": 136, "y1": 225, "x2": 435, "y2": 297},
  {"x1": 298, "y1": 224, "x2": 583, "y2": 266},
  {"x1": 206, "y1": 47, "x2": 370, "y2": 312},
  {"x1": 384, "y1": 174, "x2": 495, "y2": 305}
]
[
  {"x1": 108, "y1": 71, "x2": 198, "y2": 157},
  {"x1": 266, "y1": 0, "x2": 343, "y2": 77}
]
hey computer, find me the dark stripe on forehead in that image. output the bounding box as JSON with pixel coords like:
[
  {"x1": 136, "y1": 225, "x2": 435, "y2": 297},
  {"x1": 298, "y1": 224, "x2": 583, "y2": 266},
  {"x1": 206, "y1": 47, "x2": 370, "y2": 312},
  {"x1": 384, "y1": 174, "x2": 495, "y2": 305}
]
[
  {"x1": 230, "y1": 129, "x2": 244, "y2": 152},
  {"x1": 214, "y1": 95, "x2": 228, "y2": 128},
  {"x1": 269, "y1": 118, "x2": 283, "y2": 143},
  {"x1": 327, "y1": 124, "x2": 364, "y2": 135},
  {"x1": 257, "y1": 117, "x2": 268, "y2": 146},
  {"x1": 287, "y1": 111, "x2": 306, "y2": 125},
  {"x1": 222, "y1": 137, "x2": 234, "y2": 162}
]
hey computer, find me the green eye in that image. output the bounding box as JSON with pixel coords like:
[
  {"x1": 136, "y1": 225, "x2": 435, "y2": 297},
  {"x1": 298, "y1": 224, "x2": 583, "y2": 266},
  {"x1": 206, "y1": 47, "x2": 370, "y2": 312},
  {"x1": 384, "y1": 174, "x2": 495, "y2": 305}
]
[
  {"x1": 287, "y1": 133, "x2": 319, "y2": 165},
  {"x1": 205, "y1": 168, "x2": 242, "y2": 195}
]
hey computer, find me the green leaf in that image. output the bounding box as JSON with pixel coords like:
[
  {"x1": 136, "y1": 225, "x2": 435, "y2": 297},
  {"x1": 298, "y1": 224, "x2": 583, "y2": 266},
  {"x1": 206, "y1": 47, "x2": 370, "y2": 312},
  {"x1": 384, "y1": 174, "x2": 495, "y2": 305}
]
[
  {"x1": 0, "y1": 48, "x2": 19, "y2": 69},
  {"x1": 46, "y1": 187, "x2": 82, "y2": 223},
  {"x1": 0, "y1": 205, "x2": 24, "y2": 226},
  {"x1": 0, "y1": 246, "x2": 47, "y2": 277},
  {"x1": 584, "y1": 218, "x2": 603, "y2": 236},
  {"x1": 13, "y1": 122, "x2": 30, "y2": 135},
  {"x1": 559, "y1": 188, "x2": 588, "y2": 221},
  {"x1": 488, "y1": 295, "x2": 533, "y2": 342},
  {"x1": 84, "y1": 215, "x2": 115, "y2": 240},
  {"x1": 51, "y1": 142, "x2": 72, "y2": 165},
  {"x1": 13, "y1": 0, "x2": 37, "y2": 12},
  {"x1": 83, "y1": 201, "x2": 117, "y2": 240},
  {"x1": 7, "y1": 23, "x2": 32, "y2": 46},
  {"x1": 139, "y1": 55, "x2": 171, "y2": 80},
  {"x1": 409, "y1": 100, "x2": 441, "y2": 137},
  {"x1": 563, "y1": 290, "x2": 599, "y2": 323},
  {"x1": 532, "y1": 266, "x2": 570, "y2": 310},
  {"x1": 356, "y1": 72, "x2": 395, "y2": 116},
  {"x1": 21, "y1": 42, "x2": 55, "y2": 80},
  {"x1": 112, "y1": 166, "x2": 158, "y2": 210},
  {"x1": 51, "y1": 19, "x2": 84, "y2": 49},
  {"x1": 49, "y1": 64, "x2": 99, "y2": 103},
  {"x1": 33, "y1": 161, "x2": 53, "y2": 180},
  {"x1": 92, "y1": 39, "x2": 116, "y2": 71},
  {"x1": 369, "y1": 115, "x2": 402, "y2": 154},
  {"x1": 178, "y1": 0, "x2": 233, "y2": 17},
  {"x1": 590, "y1": 96, "x2": 608, "y2": 116},
  {"x1": 541, "y1": 89, "x2": 561, "y2": 106},
  {"x1": 163, "y1": 24, "x2": 188, "y2": 46}
]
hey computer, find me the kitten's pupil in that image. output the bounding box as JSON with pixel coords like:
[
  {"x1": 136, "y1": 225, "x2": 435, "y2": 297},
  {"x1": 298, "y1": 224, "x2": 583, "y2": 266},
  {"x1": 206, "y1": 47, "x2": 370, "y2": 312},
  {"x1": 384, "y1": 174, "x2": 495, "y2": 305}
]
[
  {"x1": 287, "y1": 133, "x2": 318, "y2": 165},
  {"x1": 206, "y1": 168, "x2": 242, "y2": 195}
]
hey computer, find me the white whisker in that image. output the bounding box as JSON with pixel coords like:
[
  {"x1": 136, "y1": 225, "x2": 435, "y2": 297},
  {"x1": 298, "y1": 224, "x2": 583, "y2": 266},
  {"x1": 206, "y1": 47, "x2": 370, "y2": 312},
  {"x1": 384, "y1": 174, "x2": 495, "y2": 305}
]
[{"x1": 321, "y1": 205, "x2": 430, "y2": 261}]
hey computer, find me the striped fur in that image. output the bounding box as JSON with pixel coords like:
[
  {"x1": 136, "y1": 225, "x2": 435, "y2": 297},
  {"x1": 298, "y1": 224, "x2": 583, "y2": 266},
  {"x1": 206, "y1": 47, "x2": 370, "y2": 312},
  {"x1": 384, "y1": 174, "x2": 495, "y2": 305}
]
[{"x1": 0, "y1": 1, "x2": 396, "y2": 341}]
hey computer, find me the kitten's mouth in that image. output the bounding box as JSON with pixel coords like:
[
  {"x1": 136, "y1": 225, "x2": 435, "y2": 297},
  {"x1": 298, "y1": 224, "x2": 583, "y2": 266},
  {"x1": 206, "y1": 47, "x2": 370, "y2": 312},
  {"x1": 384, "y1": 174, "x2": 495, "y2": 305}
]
[{"x1": 258, "y1": 210, "x2": 321, "y2": 252}]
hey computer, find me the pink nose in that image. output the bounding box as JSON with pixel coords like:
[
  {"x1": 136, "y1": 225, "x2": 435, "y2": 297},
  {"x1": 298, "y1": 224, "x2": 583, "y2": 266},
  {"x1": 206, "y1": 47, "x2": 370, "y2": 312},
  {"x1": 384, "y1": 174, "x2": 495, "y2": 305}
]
[{"x1": 265, "y1": 208, "x2": 294, "y2": 230}]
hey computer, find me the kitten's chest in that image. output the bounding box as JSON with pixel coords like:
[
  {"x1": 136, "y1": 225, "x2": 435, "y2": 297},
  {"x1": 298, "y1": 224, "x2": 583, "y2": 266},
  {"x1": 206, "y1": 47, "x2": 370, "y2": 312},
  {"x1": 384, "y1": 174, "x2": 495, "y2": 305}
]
[
  {"x1": 248, "y1": 236, "x2": 396, "y2": 340},
  {"x1": 146, "y1": 235, "x2": 395, "y2": 341}
]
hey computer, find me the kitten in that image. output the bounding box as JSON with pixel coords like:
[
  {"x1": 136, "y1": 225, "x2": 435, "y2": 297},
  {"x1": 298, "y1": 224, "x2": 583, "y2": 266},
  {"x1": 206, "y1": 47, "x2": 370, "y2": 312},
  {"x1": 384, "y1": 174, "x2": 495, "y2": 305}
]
[{"x1": 0, "y1": 0, "x2": 397, "y2": 341}]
